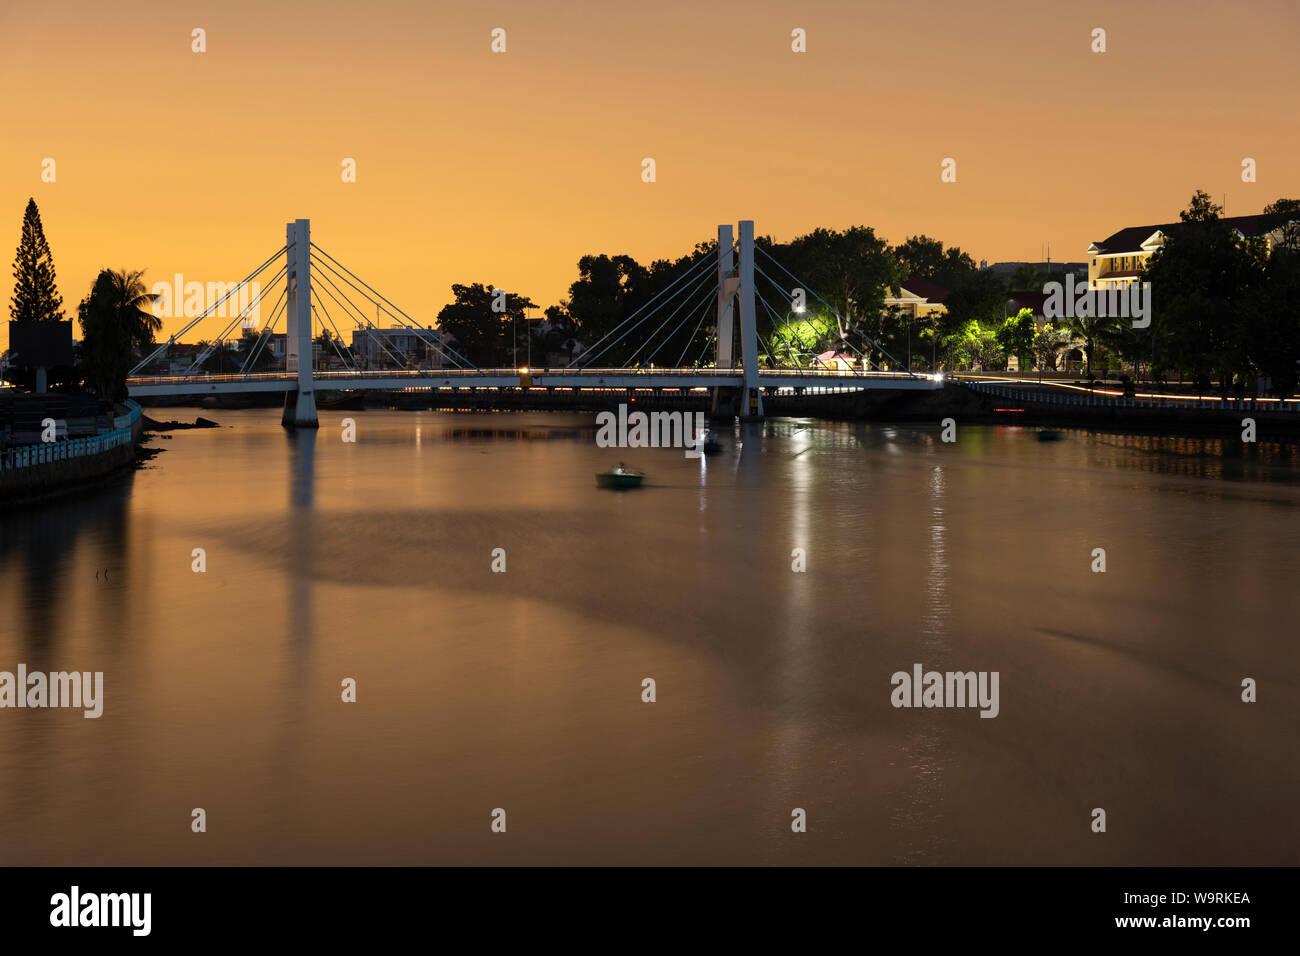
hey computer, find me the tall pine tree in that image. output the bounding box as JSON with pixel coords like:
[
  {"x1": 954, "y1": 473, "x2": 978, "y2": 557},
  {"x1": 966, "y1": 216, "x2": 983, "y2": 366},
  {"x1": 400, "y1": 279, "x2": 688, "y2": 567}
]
[{"x1": 10, "y1": 198, "x2": 65, "y2": 322}]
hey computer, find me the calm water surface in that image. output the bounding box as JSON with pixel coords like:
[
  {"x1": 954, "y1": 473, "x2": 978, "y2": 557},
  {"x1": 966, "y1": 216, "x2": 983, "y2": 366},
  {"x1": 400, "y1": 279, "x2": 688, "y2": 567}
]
[{"x1": 1, "y1": 409, "x2": 1297, "y2": 865}]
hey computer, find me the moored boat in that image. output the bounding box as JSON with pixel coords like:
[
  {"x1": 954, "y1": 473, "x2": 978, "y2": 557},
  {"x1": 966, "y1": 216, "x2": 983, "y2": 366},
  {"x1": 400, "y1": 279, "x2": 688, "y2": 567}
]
[{"x1": 596, "y1": 463, "x2": 644, "y2": 489}]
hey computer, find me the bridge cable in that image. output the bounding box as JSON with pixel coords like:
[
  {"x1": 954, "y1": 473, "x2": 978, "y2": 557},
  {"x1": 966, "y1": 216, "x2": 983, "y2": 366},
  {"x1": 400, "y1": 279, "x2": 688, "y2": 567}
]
[
  {"x1": 185, "y1": 267, "x2": 288, "y2": 375},
  {"x1": 573, "y1": 251, "x2": 718, "y2": 369},
  {"x1": 573, "y1": 252, "x2": 720, "y2": 370},
  {"x1": 309, "y1": 252, "x2": 469, "y2": 371},
  {"x1": 631, "y1": 271, "x2": 721, "y2": 368},
  {"x1": 752, "y1": 262, "x2": 875, "y2": 373},
  {"x1": 241, "y1": 292, "x2": 288, "y2": 375},
  {"x1": 756, "y1": 293, "x2": 837, "y2": 369},
  {"x1": 693, "y1": 324, "x2": 719, "y2": 368},
  {"x1": 307, "y1": 289, "x2": 357, "y2": 371},
  {"x1": 309, "y1": 244, "x2": 480, "y2": 372},
  {"x1": 130, "y1": 244, "x2": 287, "y2": 376},
  {"x1": 755, "y1": 292, "x2": 814, "y2": 364},
  {"x1": 673, "y1": 292, "x2": 717, "y2": 368},
  {"x1": 751, "y1": 284, "x2": 819, "y2": 360},
  {"x1": 310, "y1": 253, "x2": 460, "y2": 370},
  {"x1": 755, "y1": 245, "x2": 917, "y2": 377},
  {"x1": 308, "y1": 286, "x2": 367, "y2": 372},
  {"x1": 308, "y1": 288, "x2": 362, "y2": 372},
  {"x1": 310, "y1": 303, "x2": 359, "y2": 373},
  {"x1": 566, "y1": 251, "x2": 720, "y2": 370},
  {"x1": 623, "y1": 270, "x2": 719, "y2": 368},
  {"x1": 234, "y1": 281, "x2": 288, "y2": 376},
  {"x1": 752, "y1": 282, "x2": 865, "y2": 372},
  {"x1": 309, "y1": 261, "x2": 421, "y2": 370}
]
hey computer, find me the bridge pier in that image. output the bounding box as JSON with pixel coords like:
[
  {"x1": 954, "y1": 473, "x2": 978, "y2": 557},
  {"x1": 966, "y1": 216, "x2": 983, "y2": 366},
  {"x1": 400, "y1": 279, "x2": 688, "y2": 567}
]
[
  {"x1": 281, "y1": 218, "x2": 319, "y2": 429},
  {"x1": 736, "y1": 220, "x2": 763, "y2": 421},
  {"x1": 709, "y1": 387, "x2": 734, "y2": 420},
  {"x1": 282, "y1": 388, "x2": 318, "y2": 428},
  {"x1": 710, "y1": 221, "x2": 766, "y2": 421}
]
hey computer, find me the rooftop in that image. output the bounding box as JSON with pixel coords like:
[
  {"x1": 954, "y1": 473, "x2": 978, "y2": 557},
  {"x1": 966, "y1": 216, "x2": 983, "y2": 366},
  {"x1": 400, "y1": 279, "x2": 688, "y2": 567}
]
[{"x1": 1090, "y1": 213, "x2": 1294, "y2": 255}]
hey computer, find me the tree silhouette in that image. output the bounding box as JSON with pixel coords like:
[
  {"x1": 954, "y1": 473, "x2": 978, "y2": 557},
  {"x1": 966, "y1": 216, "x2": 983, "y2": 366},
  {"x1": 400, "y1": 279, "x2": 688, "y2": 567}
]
[
  {"x1": 76, "y1": 269, "x2": 162, "y2": 401},
  {"x1": 435, "y1": 283, "x2": 536, "y2": 367},
  {"x1": 10, "y1": 198, "x2": 65, "y2": 322}
]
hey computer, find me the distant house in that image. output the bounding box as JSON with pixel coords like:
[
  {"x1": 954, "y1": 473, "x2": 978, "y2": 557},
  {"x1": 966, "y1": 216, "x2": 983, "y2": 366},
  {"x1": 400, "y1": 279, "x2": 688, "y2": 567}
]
[
  {"x1": 350, "y1": 326, "x2": 448, "y2": 369},
  {"x1": 883, "y1": 277, "x2": 949, "y2": 320},
  {"x1": 811, "y1": 350, "x2": 860, "y2": 371},
  {"x1": 166, "y1": 343, "x2": 206, "y2": 376},
  {"x1": 1087, "y1": 213, "x2": 1297, "y2": 291}
]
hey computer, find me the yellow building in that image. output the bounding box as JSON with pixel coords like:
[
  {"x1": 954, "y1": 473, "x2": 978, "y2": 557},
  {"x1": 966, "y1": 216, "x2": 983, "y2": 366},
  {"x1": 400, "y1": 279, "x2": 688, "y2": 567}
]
[
  {"x1": 883, "y1": 276, "x2": 949, "y2": 320},
  {"x1": 1087, "y1": 212, "x2": 1296, "y2": 290}
]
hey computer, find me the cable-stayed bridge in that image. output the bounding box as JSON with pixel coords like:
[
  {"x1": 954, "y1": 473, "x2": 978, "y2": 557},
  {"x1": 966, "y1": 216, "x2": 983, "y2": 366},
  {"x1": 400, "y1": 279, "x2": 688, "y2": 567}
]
[{"x1": 126, "y1": 220, "x2": 942, "y2": 426}]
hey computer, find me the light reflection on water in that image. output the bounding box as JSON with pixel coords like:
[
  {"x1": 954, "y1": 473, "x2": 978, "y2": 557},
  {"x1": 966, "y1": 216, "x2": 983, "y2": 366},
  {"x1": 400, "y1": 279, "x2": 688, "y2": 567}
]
[{"x1": 0, "y1": 410, "x2": 1297, "y2": 865}]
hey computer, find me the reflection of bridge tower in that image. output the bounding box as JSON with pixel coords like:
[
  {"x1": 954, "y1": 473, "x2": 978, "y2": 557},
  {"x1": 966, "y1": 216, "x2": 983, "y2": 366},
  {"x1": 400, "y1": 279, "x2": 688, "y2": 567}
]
[
  {"x1": 282, "y1": 219, "x2": 319, "y2": 428},
  {"x1": 711, "y1": 220, "x2": 764, "y2": 421}
]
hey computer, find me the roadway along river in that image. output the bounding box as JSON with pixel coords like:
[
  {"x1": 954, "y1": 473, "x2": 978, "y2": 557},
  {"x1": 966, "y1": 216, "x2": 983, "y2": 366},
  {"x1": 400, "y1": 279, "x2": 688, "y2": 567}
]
[{"x1": 1, "y1": 409, "x2": 1297, "y2": 865}]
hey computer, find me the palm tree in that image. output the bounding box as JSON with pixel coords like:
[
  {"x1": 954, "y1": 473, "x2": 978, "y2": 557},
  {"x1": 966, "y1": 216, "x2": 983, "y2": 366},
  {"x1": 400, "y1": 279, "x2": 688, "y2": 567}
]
[
  {"x1": 1064, "y1": 314, "x2": 1109, "y2": 378},
  {"x1": 76, "y1": 268, "x2": 161, "y2": 401}
]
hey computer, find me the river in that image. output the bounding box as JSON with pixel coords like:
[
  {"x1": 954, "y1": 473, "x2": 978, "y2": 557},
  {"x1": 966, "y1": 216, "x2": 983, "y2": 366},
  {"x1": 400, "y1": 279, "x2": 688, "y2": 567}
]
[{"x1": 1, "y1": 409, "x2": 1297, "y2": 864}]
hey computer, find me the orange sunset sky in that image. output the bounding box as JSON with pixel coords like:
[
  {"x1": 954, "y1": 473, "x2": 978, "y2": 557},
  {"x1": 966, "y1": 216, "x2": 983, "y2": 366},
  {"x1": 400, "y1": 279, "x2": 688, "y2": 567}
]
[{"x1": 2, "y1": 0, "x2": 1298, "y2": 347}]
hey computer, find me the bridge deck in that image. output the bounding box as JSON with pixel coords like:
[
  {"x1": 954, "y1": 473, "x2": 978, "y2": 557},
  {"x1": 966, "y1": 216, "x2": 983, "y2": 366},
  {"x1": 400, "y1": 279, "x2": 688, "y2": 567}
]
[{"x1": 127, "y1": 368, "x2": 943, "y2": 397}]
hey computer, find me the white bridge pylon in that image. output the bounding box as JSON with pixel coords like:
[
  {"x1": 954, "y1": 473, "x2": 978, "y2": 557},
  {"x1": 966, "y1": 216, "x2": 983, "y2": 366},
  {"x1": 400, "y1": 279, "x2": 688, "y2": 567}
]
[
  {"x1": 283, "y1": 218, "x2": 318, "y2": 428},
  {"x1": 712, "y1": 220, "x2": 764, "y2": 420}
]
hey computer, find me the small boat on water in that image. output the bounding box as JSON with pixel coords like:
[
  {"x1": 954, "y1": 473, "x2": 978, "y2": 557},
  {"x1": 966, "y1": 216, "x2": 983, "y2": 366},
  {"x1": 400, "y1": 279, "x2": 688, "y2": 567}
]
[
  {"x1": 702, "y1": 437, "x2": 723, "y2": 455},
  {"x1": 596, "y1": 462, "x2": 644, "y2": 489},
  {"x1": 1036, "y1": 428, "x2": 1064, "y2": 442}
]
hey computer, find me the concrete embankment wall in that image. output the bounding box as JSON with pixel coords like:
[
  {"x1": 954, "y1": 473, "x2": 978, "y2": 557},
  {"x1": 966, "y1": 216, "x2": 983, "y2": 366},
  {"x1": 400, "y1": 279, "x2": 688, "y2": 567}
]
[
  {"x1": 0, "y1": 402, "x2": 144, "y2": 506},
  {"x1": 957, "y1": 386, "x2": 1300, "y2": 438}
]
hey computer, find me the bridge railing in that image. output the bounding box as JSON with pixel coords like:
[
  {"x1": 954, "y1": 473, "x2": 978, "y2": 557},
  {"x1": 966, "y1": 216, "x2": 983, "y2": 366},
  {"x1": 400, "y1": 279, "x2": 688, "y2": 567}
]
[
  {"x1": 127, "y1": 366, "x2": 936, "y2": 386},
  {"x1": 1, "y1": 400, "x2": 141, "y2": 472},
  {"x1": 965, "y1": 380, "x2": 1300, "y2": 412}
]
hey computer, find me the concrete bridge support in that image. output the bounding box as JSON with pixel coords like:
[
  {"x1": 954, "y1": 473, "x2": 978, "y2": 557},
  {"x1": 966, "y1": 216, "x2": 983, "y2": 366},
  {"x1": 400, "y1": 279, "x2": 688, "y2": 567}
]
[
  {"x1": 737, "y1": 220, "x2": 764, "y2": 421},
  {"x1": 710, "y1": 220, "x2": 764, "y2": 421},
  {"x1": 281, "y1": 218, "x2": 319, "y2": 428}
]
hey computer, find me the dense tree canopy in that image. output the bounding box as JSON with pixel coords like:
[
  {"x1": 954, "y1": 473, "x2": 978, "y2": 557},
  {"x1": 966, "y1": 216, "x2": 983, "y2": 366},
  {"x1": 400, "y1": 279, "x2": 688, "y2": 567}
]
[
  {"x1": 434, "y1": 283, "x2": 536, "y2": 367},
  {"x1": 425, "y1": 196, "x2": 1300, "y2": 383}
]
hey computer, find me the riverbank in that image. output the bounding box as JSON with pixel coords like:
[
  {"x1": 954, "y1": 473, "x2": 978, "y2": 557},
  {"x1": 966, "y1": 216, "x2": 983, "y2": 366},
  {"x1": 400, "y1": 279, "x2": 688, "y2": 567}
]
[
  {"x1": 956, "y1": 381, "x2": 1300, "y2": 438},
  {"x1": 0, "y1": 400, "x2": 144, "y2": 507}
]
